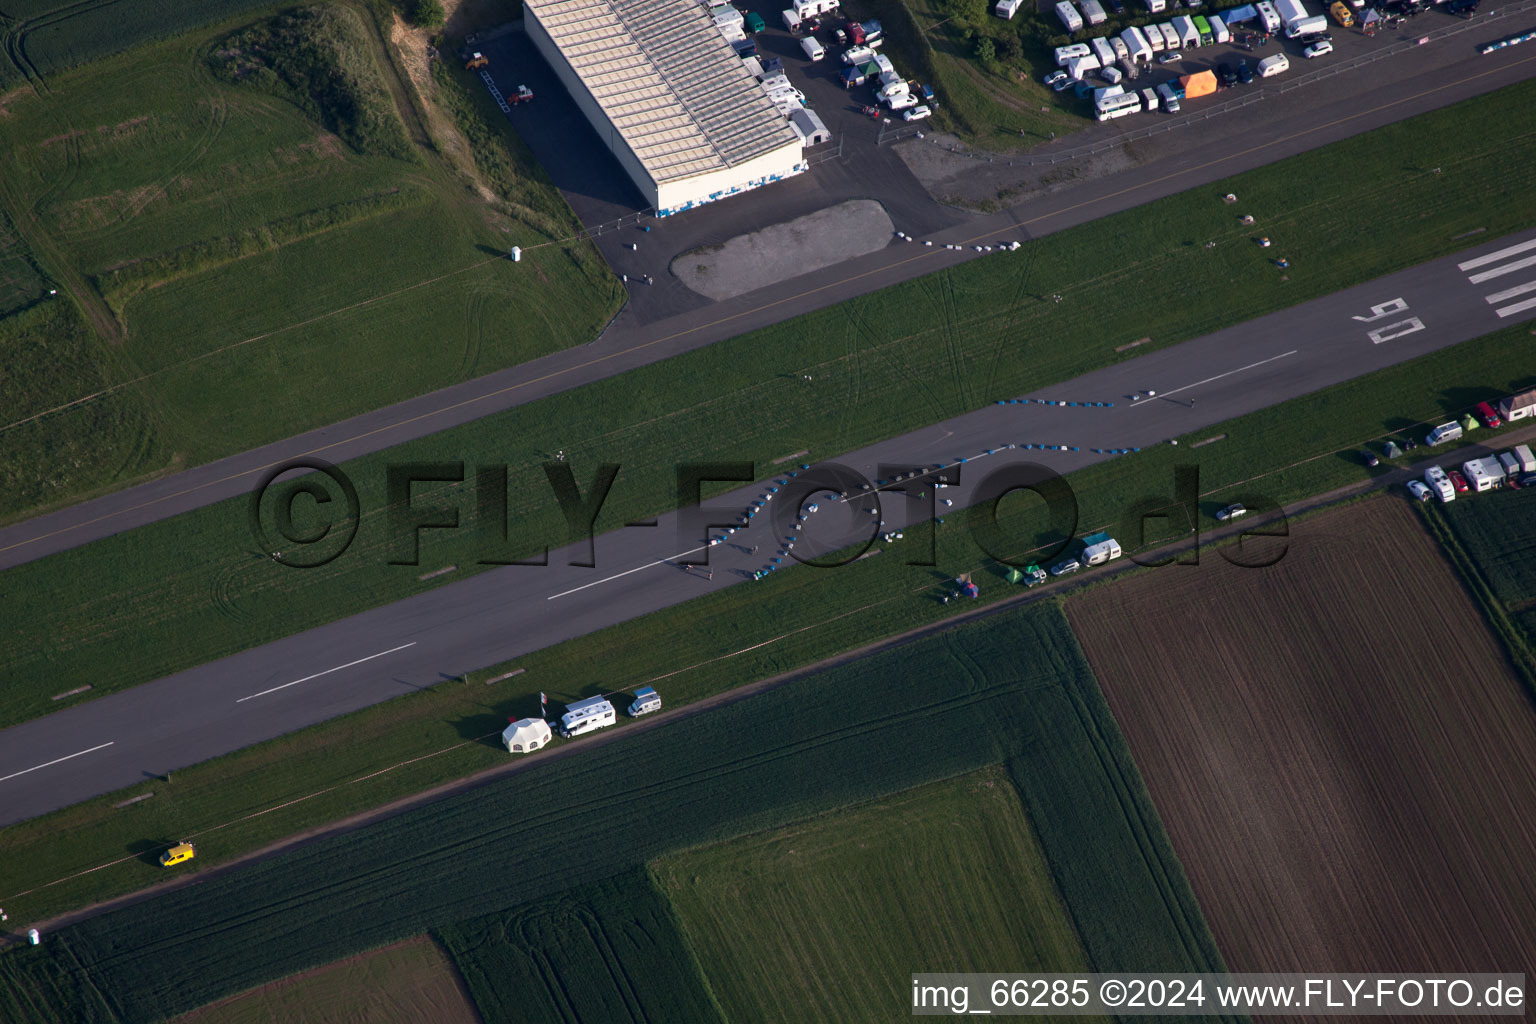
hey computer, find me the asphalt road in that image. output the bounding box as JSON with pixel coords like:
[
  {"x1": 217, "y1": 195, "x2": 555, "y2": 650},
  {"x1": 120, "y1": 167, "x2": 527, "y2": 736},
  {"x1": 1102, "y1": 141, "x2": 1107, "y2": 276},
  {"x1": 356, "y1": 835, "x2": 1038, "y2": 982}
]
[
  {"x1": 2, "y1": 36, "x2": 1534, "y2": 572},
  {"x1": 4, "y1": 233, "x2": 1535, "y2": 824}
]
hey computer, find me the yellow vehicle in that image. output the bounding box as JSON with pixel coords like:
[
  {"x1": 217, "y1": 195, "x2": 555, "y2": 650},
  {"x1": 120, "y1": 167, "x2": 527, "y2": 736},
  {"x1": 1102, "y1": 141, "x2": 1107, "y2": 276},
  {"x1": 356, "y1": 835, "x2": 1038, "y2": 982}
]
[
  {"x1": 159, "y1": 842, "x2": 196, "y2": 867},
  {"x1": 1329, "y1": 2, "x2": 1355, "y2": 26},
  {"x1": 465, "y1": 52, "x2": 489, "y2": 70}
]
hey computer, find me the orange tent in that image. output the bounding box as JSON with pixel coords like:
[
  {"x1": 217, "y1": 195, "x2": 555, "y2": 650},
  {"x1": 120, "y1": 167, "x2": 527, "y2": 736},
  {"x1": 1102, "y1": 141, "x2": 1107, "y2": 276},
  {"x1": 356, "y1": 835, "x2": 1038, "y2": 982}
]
[{"x1": 1180, "y1": 70, "x2": 1216, "y2": 98}]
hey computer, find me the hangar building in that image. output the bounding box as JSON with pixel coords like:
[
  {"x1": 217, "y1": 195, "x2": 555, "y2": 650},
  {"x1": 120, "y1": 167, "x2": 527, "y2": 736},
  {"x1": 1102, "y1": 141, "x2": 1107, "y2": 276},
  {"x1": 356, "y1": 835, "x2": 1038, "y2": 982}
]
[{"x1": 525, "y1": 0, "x2": 808, "y2": 216}]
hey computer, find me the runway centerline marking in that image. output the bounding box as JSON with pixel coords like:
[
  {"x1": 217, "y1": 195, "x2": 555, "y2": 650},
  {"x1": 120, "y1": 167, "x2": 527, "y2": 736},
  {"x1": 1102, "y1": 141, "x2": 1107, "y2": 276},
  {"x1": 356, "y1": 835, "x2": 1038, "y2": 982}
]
[
  {"x1": 0, "y1": 742, "x2": 115, "y2": 784},
  {"x1": 235, "y1": 643, "x2": 417, "y2": 703},
  {"x1": 547, "y1": 545, "x2": 707, "y2": 600},
  {"x1": 1129, "y1": 350, "x2": 1300, "y2": 403}
]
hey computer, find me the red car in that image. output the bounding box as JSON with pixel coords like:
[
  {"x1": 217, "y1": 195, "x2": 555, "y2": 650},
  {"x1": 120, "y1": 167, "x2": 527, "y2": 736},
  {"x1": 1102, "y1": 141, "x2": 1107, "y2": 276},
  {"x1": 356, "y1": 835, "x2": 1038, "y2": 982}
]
[
  {"x1": 1449, "y1": 469, "x2": 1470, "y2": 493},
  {"x1": 1474, "y1": 401, "x2": 1503, "y2": 428}
]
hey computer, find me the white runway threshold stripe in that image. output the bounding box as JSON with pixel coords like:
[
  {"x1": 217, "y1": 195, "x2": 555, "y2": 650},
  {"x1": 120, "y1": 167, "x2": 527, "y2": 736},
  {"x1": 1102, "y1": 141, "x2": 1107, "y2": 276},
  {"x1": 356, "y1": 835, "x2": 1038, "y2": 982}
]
[
  {"x1": 1494, "y1": 296, "x2": 1536, "y2": 319},
  {"x1": 0, "y1": 741, "x2": 115, "y2": 784},
  {"x1": 1457, "y1": 237, "x2": 1536, "y2": 272},
  {"x1": 235, "y1": 643, "x2": 418, "y2": 703}
]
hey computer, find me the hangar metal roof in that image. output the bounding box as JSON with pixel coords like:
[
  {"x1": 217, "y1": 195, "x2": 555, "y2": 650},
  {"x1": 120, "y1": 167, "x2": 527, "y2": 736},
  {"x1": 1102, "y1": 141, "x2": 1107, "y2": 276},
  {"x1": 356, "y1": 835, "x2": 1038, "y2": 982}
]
[{"x1": 527, "y1": 0, "x2": 799, "y2": 183}]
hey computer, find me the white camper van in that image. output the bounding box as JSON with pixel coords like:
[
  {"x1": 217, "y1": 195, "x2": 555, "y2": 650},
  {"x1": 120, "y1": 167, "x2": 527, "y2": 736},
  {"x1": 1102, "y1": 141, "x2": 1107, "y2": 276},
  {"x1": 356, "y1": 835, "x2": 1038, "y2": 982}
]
[{"x1": 559, "y1": 696, "x2": 617, "y2": 737}]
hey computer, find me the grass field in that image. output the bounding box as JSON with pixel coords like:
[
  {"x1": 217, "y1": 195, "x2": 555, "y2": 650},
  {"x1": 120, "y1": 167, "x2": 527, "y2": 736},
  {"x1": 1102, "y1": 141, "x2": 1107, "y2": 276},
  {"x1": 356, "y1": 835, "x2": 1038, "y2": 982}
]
[
  {"x1": 3, "y1": 72, "x2": 1536, "y2": 727},
  {"x1": 0, "y1": 604, "x2": 1223, "y2": 1021},
  {"x1": 1, "y1": 322, "x2": 1529, "y2": 930},
  {"x1": 655, "y1": 766, "x2": 1106, "y2": 1023},
  {"x1": 438, "y1": 870, "x2": 725, "y2": 1024},
  {"x1": 0, "y1": 0, "x2": 617, "y2": 520},
  {"x1": 174, "y1": 936, "x2": 480, "y2": 1024},
  {"x1": 1066, "y1": 497, "x2": 1536, "y2": 975}
]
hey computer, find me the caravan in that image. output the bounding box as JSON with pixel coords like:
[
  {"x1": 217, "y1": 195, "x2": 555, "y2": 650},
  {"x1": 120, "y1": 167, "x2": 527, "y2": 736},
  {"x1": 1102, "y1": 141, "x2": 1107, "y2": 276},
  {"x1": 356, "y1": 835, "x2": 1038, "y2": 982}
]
[
  {"x1": 1056, "y1": 0, "x2": 1085, "y2": 30},
  {"x1": 1081, "y1": 532, "x2": 1123, "y2": 565},
  {"x1": 559, "y1": 696, "x2": 616, "y2": 738},
  {"x1": 1080, "y1": 0, "x2": 1108, "y2": 22}
]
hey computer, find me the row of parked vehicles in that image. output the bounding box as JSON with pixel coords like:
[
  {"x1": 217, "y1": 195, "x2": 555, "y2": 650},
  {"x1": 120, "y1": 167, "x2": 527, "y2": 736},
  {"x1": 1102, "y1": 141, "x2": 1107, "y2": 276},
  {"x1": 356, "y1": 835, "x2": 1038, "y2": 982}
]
[{"x1": 1390, "y1": 402, "x2": 1536, "y2": 502}]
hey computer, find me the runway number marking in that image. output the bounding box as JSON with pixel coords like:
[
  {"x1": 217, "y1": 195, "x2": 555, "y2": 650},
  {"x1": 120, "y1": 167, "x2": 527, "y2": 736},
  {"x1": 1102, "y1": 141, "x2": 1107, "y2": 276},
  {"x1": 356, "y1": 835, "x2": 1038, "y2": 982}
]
[{"x1": 1353, "y1": 298, "x2": 1425, "y2": 345}]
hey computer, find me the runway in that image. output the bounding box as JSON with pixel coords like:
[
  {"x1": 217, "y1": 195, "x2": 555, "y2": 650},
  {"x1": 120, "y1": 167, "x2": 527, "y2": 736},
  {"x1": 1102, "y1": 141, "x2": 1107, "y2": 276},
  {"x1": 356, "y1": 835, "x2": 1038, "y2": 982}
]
[{"x1": 3, "y1": 230, "x2": 1533, "y2": 824}]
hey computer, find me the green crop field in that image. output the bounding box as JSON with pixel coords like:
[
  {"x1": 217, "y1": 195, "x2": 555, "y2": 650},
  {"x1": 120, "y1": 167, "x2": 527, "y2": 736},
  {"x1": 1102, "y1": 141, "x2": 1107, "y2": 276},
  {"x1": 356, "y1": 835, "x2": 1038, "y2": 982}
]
[
  {"x1": 0, "y1": 604, "x2": 1223, "y2": 1022},
  {"x1": 0, "y1": 0, "x2": 617, "y2": 520},
  {"x1": 1436, "y1": 488, "x2": 1536, "y2": 608},
  {"x1": 655, "y1": 765, "x2": 1107, "y2": 1022},
  {"x1": 0, "y1": 322, "x2": 1529, "y2": 934},
  {"x1": 438, "y1": 870, "x2": 725, "y2": 1024}
]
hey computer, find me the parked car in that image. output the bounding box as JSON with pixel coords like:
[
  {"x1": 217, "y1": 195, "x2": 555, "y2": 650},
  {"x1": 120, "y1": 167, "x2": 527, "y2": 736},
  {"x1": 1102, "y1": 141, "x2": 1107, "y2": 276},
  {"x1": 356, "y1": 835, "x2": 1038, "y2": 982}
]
[
  {"x1": 1049, "y1": 558, "x2": 1081, "y2": 576},
  {"x1": 1303, "y1": 39, "x2": 1334, "y2": 57},
  {"x1": 903, "y1": 104, "x2": 932, "y2": 121},
  {"x1": 1362, "y1": 450, "x2": 1380, "y2": 468},
  {"x1": 1218, "y1": 62, "x2": 1238, "y2": 86},
  {"x1": 1216, "y1": 502, "x2": 1248, "y2": 521},
  {"x1": 1449, "y1": 469, "x2": 1470, "y2": 493},
  {"x1": 1157, "y1": 49, "x2": 1183, "y2": 63},
  {"x1": 1043, "y1": 69, "x2": 1070, "y2": 87},
  {"x1": 1406, "y1": 480, "x2": 1432, "y2": 502},
  {"x1": 1523, "y1": 472, "x2": 1536, "y2": 488},
  {"x1": 1474, "y1": 400, "x2": 1503, "y2": 428},
  {"x1": 1236, "y1": 60, "x2": 1254, "y2": 83}
]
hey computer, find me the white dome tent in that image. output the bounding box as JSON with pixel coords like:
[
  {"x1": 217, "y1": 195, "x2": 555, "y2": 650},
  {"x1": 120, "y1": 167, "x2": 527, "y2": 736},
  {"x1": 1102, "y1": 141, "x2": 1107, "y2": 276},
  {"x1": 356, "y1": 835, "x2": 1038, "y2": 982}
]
[{"x1": 502, "y1": 717, "x2": 553, "y2": 754}]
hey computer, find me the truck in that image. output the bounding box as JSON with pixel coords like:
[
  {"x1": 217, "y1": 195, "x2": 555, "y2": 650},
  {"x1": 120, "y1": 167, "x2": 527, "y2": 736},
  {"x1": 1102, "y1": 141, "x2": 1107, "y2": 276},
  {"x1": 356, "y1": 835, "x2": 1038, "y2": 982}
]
[
  {"x1": 1423, "y1": 465, "x2": 1456, "y2": 503},
  {"x1": 559, "y1": 695, "x2": 616, "y2": 737},
  {"x1": 1081, "y1": 531, "x2": 1123, "y2": 565},
  {"x1": 1286, "y1": 13, "x2": 1327, "y2": 36},
  {"x1": 628, "y1": 686, "x2": 662, "y2": 717},
  {"x1": 1461, "y1": 456, "x2": 1506, "y2": 493},
  {"x1": 1426, "y1": 421, "x2": 1463, "y2": 446},
  {"x1": 1155, "y1": 79, "x2": 1183, "y2": 110}
]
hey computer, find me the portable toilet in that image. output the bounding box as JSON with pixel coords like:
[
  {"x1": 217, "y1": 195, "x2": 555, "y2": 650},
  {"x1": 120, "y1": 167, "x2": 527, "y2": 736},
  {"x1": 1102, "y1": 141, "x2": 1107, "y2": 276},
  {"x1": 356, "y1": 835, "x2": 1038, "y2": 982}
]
[{"x1": 628, "y1": 686, "x2": 662, "y2": 717}]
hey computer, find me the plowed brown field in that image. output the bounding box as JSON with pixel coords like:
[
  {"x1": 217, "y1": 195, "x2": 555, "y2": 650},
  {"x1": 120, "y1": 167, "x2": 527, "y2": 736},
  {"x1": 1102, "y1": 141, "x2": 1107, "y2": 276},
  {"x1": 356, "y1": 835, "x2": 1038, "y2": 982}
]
[{"x1": 1067, "y1": 497, "x2": 1536, "y2": 975}]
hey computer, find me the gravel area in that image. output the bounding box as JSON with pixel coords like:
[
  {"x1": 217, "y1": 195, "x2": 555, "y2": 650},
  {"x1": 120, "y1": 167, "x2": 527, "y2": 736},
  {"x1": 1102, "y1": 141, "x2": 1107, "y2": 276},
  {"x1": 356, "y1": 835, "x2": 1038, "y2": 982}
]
[{"x1": 670, "y1": 199, "x2": 895, "y2": 300}]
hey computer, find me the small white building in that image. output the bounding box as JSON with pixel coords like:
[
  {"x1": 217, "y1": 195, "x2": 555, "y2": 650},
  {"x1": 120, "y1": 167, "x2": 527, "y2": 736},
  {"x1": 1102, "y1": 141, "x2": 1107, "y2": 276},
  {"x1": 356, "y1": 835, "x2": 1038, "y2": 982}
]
[
  {"x1": 1499, "y1": 388, "x2": 1536, "y2": 422},
  {"x1": 1461, "y1": 457, "x2": 1506, "y2": 493},
  {"x1": 502, "y1": 717, "x2": 553, "y2": 753},
  {"x1": 789, "y1": 108, "x2": 832, "y2": 145}
]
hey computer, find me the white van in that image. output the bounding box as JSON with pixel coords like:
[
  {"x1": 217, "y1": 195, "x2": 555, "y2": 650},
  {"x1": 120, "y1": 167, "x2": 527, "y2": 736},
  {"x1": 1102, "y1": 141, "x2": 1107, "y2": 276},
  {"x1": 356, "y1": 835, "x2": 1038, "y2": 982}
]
[
  {"x1": 1286, "y1": 13, "x2": 1327, "y2": 36},
  {"x1": 1155, "y1": 80, "x2": 1181, "y2": 111},
  {"x1": 1258, "y1": 53, "x2": 1289, "y2": 76},
  {"x1": 1423, "y1": 466, "x2": 1456, "y2": 503},
  {"x1": 800, "y1": 36, "x2": 826, "y2": 60},
  {"x1": 1426, "y1": 421, "x2": 1463, "y2": 446}
]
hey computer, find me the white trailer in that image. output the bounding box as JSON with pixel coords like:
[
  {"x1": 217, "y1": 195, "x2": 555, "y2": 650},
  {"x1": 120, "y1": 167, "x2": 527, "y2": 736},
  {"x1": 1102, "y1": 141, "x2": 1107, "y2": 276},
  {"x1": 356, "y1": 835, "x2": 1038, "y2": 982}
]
[
  {"x1": 1210, "y1": 14, "x2": 1231, "y2": 42},
  {"x1": 1256, "y1": 0, "x2": 1283, "y2": 31},
  {"x1": 1144, "y1": 24, "x2": 1166, "y2": 50},
  {"x1": 1121, "y1": 25, "x2": 1153, "y2": 61},
  {"x1": 1173, "y1": 14, "x2": 1200, "y2": 45},
  {"x1": 1110, "y1": 36, "x2": 1130, "y2": 61},
  {"x1": 995, "y1": 0, "x2": 1024, "y2": 17},
  {"x1": 1055, "y1": 42, "x2": 1091, "y2": 64},
  {"x1": 792, "y1": 0, "x2": 839, "y2": 16},
  {"x1": 1080, "y1": 0, "x2": 1108, "y2": 23},
  {"x1": 1091, "y1": 36, "x2": 1118, "y2": 65},
  {"x1": 1145, "y1": 0, "x2": 1167, "y2": 11},
  {"x1": 1140, "y1": 85, "x2": 1160, "y2": 109},
  {"x1": 559, "y1": 696, "x2": 616, "y2": 737},
  {"x1": 1461, "y1": 456, "x2": 1506, "y2": 493},
  {"x1": 1274, "y1": 0, "x2": 1309, "y2": 26},
  {"x1": 1258, "y1": 52, "x2": 1289, "y2": 75},
  {"x1": 1512, "y1": 444, "x2": 1536, "y2": 473},
  {"x1": 1083, "y1": 537, "x2": 1123, "y2": 565},
  {"x1": 1056, "y1": 0, "x2": 1084, "y2": 31},
  {"x1": 1158, "y1": 23, "x2": 1180, "y2": 48}
]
